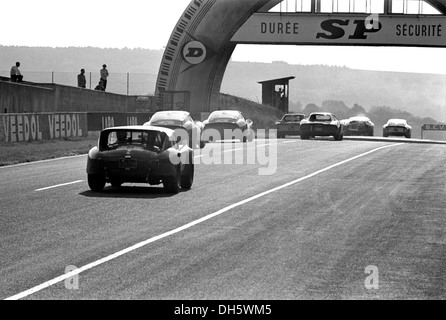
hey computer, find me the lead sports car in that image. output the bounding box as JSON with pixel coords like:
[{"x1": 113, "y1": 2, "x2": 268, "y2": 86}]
[
  {"x1": 343, "y1": 116, "x2": 375, "y2": 136},
  {"x1": 86, "y1": 126, "x2": 194, "y2": 193},
  {"x1": 383, "y1": 119, "x2": 412, "y2": 138},
  {"x1": 202, "y1": 110, "x2": 254, "y2": 143},
  {"x1": 275, "y1": 113, "x2": 306, "y2": 138},
  {"x1": 144, "y1": 110, "x2": 205, "y2": 148},
  {"x1": 300, "y1": 112, "x2": 344, "y2": 141}
]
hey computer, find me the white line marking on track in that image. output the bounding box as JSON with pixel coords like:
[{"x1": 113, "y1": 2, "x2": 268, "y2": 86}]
[
  {"x1": 35, "y1": 180, "x2": 84, "y2": 192},
  {"x1": 5, "y1": 143, "x2": 402, "y2": 300}
]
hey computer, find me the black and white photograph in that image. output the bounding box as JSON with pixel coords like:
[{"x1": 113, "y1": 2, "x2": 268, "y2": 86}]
[{"x1": 0, "y1": 0, "x2": 445, "y2": 309}]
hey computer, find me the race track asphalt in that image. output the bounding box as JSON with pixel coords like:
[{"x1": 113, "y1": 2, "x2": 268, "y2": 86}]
[{"x1": 0, "y1": 138, "x2": 444, "y2": 300}]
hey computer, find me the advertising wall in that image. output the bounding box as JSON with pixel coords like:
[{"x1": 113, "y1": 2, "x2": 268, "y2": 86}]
[
  {"x1": 0, "y1": 113, "x2": 87, "y2": 143},
  {"x1": 0, "y1": 112, "x2": 156, "y2": 143}
]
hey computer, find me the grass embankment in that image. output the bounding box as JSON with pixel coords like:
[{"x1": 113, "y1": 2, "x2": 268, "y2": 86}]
[{"x1": 0, "y1": 133, "x2": 99, "y2": 167}]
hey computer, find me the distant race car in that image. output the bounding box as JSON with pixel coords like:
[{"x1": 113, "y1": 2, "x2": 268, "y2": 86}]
[
  {"x1": 383, "y1": 119, "x2": 412, "y2": 138},
  {"x1": 144, "y1": 110, "x2": 205, "y2": 148},
  {"x1": 275, "y1": 113, "x2": 306, "y2": 138},
  {"x1": 202, "y1": 110, "x2": 255, "y2": 143},
  {"x1": 343, "y1": 116, "x2": 375, "y2": 136},
  {"x1": 300, "y1": 112, "x2": 344, "y2": 141},
  {"x1": 86, "y1": 126, "x2": 194, "y2": 193}
]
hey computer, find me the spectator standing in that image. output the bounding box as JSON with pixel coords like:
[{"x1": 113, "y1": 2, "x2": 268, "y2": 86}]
[
  {"x1": 100, "y1": 64, "x2": 109, "y2": 91},
  {"x1": 10, "y1": 62, "x2": 23, "y2": 82},
  {"x1": 77, "y1": 68, "x2": 86, "y2": 88}
]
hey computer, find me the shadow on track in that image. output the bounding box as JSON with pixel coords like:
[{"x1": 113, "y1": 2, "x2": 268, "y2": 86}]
[{"x1": 79, "y1": 185, "x2": 188, "y2": 199}]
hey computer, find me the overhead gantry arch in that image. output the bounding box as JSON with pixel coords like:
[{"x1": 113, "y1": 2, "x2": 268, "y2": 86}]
[{"x1": 155, "y1": 0, "x2": 446, "y2": 116}]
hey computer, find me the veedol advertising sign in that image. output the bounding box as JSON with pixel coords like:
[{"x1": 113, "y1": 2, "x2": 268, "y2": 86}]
[
  {"x1": 0, "y1": 113, "x2": 87, "y2": 143},
  {"x1": 231, "y1": 13, "x2": 446, "y2": 47}
]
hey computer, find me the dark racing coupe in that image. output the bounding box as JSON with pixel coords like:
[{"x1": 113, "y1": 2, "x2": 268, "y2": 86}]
[
  {"x1": 202, "y1": 110, "x2": 255, "y2": 143},
  {"x1": 300, "y1": 112, "x2": 344, "y2": 141},
  {"x1": 86, "y1": 126, "x2": 194, "y2": 193}
]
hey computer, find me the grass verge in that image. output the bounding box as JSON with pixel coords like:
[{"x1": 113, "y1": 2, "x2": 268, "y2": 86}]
[{"x1": 0, "y1": 133, "x2": 99, "y2": 167}]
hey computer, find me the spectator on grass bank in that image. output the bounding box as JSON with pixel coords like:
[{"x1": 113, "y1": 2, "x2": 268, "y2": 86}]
[
  {"x1": 100, "y1": 64, "x2": 109, "y2": 91},
  {"x1": 77, "y1": 68, "x2": 86, "y2": 88},
  {"x1": 10, "y1": 62, "x2": 23, "y2": 82}
]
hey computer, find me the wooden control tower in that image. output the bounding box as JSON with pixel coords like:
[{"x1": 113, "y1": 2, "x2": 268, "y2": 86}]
[{"x1": 258, "y1": 76, "x2": 295, "y2": 113}]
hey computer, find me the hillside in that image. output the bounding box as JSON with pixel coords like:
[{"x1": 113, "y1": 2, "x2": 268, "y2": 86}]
[{"x1": 1, "y1": 46, "x2": 445, "y2": 124}]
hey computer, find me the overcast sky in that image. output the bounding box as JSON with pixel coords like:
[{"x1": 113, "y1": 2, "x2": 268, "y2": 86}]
[{"x1": 1, "y1": 0, "x2": 445, "y2": 74}]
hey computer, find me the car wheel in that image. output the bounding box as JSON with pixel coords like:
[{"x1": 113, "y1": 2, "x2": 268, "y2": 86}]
[
  {"x1": 88, "y1": 174, "x2": 105, "y2": 191},
  {"x1": 242, "y1": 135, "x2": 247, "y2": 142},
  {"x1": 163, "y1": 165, "x2": 181, "y2": 193},
  {"x1": 334, "y1": 132, "x2": 342, "y2": 141},
  {"x1": 406, "y1": 134, "x2": 411, "y2": 139},
  {"x1": 180, "y1": 152, "x2": 194, "y2": 189}
]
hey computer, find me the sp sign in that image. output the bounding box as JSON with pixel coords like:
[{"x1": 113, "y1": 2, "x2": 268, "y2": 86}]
[
  {"x1": 182, "y1": 41, "x2": 207, "y2": 65},
  {"x1": 316, "y1": 17, "x2": 382, "y2": 40}
]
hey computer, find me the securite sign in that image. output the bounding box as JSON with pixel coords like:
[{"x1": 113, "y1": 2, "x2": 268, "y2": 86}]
[{"x1": 231, "y1": 13, "x2": 446, "y2": 47}]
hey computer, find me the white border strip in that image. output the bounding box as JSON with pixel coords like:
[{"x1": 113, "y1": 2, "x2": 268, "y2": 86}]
[
  {"x1": 5, "y1": 143, "x2": 402, "y2": 300},
  {"x1": 35, "y1": 180, "x2": 84, "y2": 192}
]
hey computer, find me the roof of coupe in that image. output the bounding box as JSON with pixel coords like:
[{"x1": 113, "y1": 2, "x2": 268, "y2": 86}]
[
  {"x1": 349, "y1": 116, "x2": 372, "y2": 122},
  {"x1": 209, "y1": 110, "x2": 241, "y2": 118},
  {"x1": 385, "y1": 119, "x2": 408, "y2": 126},
  {"x1": 150, "y1": 111, "x2": 190, "y2": 122},
  {"x1": 103, "y1": 125, "x2": 176, "y2": 135}
]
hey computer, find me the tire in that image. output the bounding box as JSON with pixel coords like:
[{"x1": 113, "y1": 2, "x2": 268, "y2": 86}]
[
  {"x1": 334, "y1": 131, "x2": 342, "y2": 141},
  {"x1": 242, "y1": 135, "x2": 247, "y2": 142},
  {"x1": 88, "y1": 174, "x2": 105, "y2": 191},
  {"x1": 163, "y1": 165, "x2": 181, "y2": 193},
  {"x1": 180, "y1": 153, "x2": 194, "y2": 190}
]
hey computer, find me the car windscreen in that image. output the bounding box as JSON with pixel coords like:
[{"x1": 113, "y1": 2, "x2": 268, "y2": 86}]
[
  {"x1": 309, "y1": 114, "x2": 331, "y2": 122},
  {"x1": 99, "y1": 130, "x2": 166, "y2": 151},
  {"x1": 283, "y1": 115, "x2": 304, "y2": 122}
]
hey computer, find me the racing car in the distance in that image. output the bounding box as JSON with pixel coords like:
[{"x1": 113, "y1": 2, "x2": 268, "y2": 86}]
[
  {"x1": 202, "y1": 110, "x2": 255, "y2": 143},
  {"x1": 383, "y1": 119, "x2": 412, "y2": 138},
  {"x1": 300, "y1": 112, "x2": 344, "y2": 141},
  {"x1": 343, "y1": 116, "x2": 375, "y2": 136},
  {"x1": 275, "y1": 113, "x2": 306, "y2": 138},
  {"x1": 144, "y1": 110, "x2": 205, "y2": 148}
]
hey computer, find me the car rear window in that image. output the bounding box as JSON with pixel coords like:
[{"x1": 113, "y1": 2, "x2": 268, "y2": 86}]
[
  {"x1": 283, "y1": 115, "x2": 304, "y2": 122},
  {"x1": 100, "y1": 130, "x2": 166, "y2": 151},
  {"x1": 310, "y1": 114, "x2": 331, "y2": 122}
]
